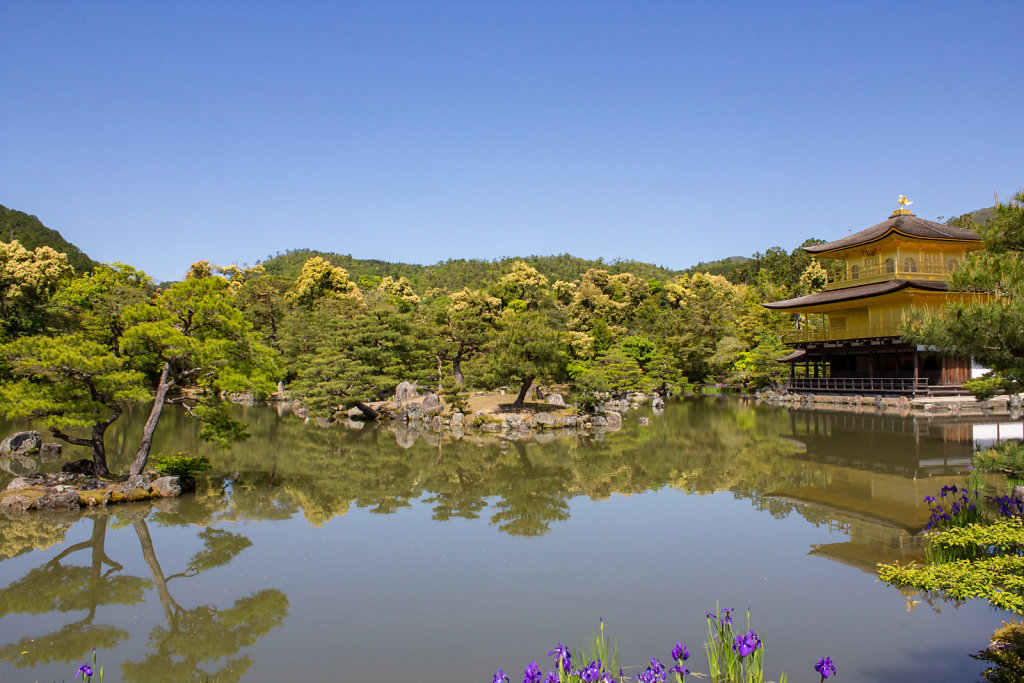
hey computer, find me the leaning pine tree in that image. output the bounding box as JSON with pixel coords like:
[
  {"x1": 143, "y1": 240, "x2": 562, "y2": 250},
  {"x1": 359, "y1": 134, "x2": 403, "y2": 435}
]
[{"x1": 120, "y1": 271, "x2": 282, "y2": 477}]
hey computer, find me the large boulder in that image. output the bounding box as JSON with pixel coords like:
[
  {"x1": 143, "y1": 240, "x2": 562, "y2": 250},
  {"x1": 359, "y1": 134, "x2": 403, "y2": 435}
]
[
  {"x1": 39, "y1": 443, "x2": 63, "y2": 459},
  {"x1": 62, "y1": 459, "x2": 97, "y2": 476},
  {"x1": 604, "y1": 412, "x2": 623, "y2": 430},
  {"x1": 533, "y1": 412, "x2": 558, "y2": 428},
  {"x1": 395, "y1": 381, "x2": 420, "y2": 402},
  {"x1": 152, "y1": 476, "x2": 183, "y2": 498},
  {"x1": 450, "y1": 412, "x2": 465, "y2": 427},
  {"x1": 0, "y1": 431, "x2": 42, "y2": 455},
  {"x1": 421, "y1": 392, "x2": 442, "y2": 415},
  {"x1": 501, "y1": 416, "x2": 526, "y2": 433},
  {"x1": 546, "y1": 393, "x2": 566, "y2": 406},
  {"x1": 651, "y1": 396, "x2": 665, "y2": 410}
]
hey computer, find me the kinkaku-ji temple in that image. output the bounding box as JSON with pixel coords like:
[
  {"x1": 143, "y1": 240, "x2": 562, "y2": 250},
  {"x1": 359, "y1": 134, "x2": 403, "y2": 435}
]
[{"x1": 763, "y1": 197, "x2": 986, "y2": 396}]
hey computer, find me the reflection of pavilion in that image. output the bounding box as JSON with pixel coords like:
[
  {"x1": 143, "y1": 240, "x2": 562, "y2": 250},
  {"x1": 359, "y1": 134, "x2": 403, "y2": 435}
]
[
  {"x1": 782, "y1": 410, "x2": 996, "y2": 476},
  {"x1": 769, "y1": 468, "x2": 938, "y2": 573},
  {"x1": 765, "y1": 409, "x2": 1021, "y2": 573}
]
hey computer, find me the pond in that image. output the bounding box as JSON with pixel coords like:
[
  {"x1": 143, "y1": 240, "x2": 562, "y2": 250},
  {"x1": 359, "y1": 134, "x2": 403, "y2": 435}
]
[{"x1": 0, "y1": 398, "x2": 1016, "y2": 682}]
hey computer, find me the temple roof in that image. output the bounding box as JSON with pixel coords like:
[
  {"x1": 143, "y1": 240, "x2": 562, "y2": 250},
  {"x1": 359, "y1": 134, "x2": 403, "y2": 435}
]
[
  {"x1": 805, "y1": 213, "x2": 981, "y2": 255},
  {"x1": 762, "y1": 279, "x2": 948, "y2": 310}
]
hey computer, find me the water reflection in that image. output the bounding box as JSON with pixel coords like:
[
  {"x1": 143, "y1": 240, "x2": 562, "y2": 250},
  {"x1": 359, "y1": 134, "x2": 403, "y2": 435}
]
[
  {"x1": 0, "y1": 506, "x2": 288, "y2": 681},
  {"x1": 1, "y1": 398, "x2": 1019, "y2": 681}
]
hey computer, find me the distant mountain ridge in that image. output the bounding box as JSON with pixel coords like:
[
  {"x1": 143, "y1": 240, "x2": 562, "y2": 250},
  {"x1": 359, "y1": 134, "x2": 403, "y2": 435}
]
[{"x1": 0, "y1": 205, "x2": 97, "y2": 274}]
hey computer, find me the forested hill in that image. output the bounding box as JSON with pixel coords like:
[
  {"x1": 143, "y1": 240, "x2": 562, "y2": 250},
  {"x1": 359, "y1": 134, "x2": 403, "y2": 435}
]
[
  {"x1": 0, "y1": 205, "x2": 97, "y2": 274},
  {"x1": 259, "y1": 249, "x2": 695, "y2": 290}
]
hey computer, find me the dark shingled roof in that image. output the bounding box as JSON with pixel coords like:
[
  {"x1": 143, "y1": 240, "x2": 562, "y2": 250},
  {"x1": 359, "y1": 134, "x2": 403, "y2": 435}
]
[
  {"x1": 761, "y1": 279, "x2": 949, "y2": 310},
  {"x1": 805, "y1": 213, "x2": 981, "y2": 255}
]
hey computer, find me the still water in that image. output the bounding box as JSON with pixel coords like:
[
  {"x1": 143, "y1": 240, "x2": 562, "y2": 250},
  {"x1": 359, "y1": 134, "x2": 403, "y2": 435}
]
[{"x1": 0, "y1": 399, "x2": 1016, "y2": 682}]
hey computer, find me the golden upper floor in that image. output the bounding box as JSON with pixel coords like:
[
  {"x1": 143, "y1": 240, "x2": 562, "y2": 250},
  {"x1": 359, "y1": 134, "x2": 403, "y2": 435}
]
[{"x1": 807, "y1": 210, "x2": 982, "y2": 291}]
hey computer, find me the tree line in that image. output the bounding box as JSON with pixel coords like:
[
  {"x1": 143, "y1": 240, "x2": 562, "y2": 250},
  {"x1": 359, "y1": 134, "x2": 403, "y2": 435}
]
[{"x1": 11, "y1": 191, "x2": 1018, "y2": 481}]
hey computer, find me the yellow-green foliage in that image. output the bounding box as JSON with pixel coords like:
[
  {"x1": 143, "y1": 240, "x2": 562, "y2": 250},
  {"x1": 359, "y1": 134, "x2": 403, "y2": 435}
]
[{"x1": 878, "y1": 519, "x2": 1024, "y2": 613}]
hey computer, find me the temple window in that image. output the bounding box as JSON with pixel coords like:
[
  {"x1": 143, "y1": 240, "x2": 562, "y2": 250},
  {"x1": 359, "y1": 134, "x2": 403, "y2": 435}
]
[
  {"x1": 904, "y1": 257, "x2": 916, "y2": 273},
  {"x1": 885, "y1": 258, "x2": 895, "y2": 274}
]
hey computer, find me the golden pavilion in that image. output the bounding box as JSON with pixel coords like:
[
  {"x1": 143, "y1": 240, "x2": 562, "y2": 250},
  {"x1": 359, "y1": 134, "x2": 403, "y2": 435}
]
[{"x1": 763, "y1": 199, "x2": 984, "y2": 396}]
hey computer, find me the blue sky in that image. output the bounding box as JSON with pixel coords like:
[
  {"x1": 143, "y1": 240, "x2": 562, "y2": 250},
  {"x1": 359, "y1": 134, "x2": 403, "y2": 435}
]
[{"x1": 2, "y1": 2, "x2": 1021, "y2": 282}]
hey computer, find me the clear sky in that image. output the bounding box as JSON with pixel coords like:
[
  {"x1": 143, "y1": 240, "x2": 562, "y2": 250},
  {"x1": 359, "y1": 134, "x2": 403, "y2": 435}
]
[{"x1": 2, "y1": 1, "x2": 1021, "y2": 282}]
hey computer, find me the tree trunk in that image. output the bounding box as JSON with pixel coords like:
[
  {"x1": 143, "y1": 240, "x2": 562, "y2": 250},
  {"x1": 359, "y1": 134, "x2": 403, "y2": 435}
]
[
  {"x1": 354, "y1": 400, "x2": 379, "y2": 420},
  {"x1": 50, "y1": 425, "x2": 110, "y2": 477},
  {"x1": 130, "y1": 361, "x2": 174, "y2": 477},
  {"x1": 90, "y1": 424, "x2": 110, "y2": 477},
  {"x1": 452, "y1": 356, "x2": 464, "y2": 386},
  {"x1": 512, "y1": 376, "x2": 534, "y2": 407}
]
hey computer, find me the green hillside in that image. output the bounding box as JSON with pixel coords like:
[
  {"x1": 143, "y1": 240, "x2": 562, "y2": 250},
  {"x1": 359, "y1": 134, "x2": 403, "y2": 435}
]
[
  {"x1": 259, "y1": 249, "x2": 689, "y2": 291},
  {"x1": 0, "y1": 205, "x2": 97, "y2": 274},
  {"x1": 684, "y1": 255, "x2": 750, "y2": 278}
]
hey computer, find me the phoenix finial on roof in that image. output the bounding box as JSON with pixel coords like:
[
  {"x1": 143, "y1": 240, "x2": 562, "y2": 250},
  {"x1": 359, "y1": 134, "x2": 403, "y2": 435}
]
[{"x1": 898, "y1": 195, "x2": 913, "y2": 208}]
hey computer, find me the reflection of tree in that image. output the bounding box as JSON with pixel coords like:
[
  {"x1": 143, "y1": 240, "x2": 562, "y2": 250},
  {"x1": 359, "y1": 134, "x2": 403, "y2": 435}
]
[
  {"x1": 200, "y1": 399, "x2": 815, "y2": 536},
  {"x1": 0, "y1": 515, "x2": 147, "y2": 666},
  {"x1": 420, "y1": 441, "x2": 490, "y2": 522},
  {"x1": 0, "y1": 510, "x2": 287, "y2": 681},
  {"x1": 121, "y1": 518, "x2": 286, "y2": 683},
  {"x1": 489, "y1": 442, "x2": 571, "y2": 537},
  {"x1": 0, "y1": 511, "x2": 73, "y2": 560}
]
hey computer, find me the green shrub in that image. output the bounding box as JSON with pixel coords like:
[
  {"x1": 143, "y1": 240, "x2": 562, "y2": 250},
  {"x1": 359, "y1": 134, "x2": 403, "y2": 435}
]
[
  {"x1": 964, "y1": 375, "x2": 1016, "y2": 400},
  {"x1": 150, "y1": 452, "x2": 212, "y2": 478}
]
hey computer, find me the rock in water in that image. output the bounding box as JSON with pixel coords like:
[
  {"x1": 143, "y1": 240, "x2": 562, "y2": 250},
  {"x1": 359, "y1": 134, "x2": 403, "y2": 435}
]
[
  {"x1": 533, "y1": 412, "x2": 557, "y2": 428},
  {"x1": 152, "y1": 476, "x2": 183, "y2": 498},
  {"x1": 0, "y1": 431, "x2": 42, "y2": 455}
]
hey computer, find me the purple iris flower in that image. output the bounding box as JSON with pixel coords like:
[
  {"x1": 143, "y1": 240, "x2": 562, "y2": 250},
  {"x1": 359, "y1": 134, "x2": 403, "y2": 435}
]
[
  {"x1": 720, "y1": 608, "x2": 734, "y2": 626},
  {"x1": 732, "y1": 630, "x2": 761, "y2": 658},
  {"x1": 706, "y1": 611, "x2": 717, "y2": 622},
  {"x1": 75, "y1": 665, "x2": 93, "y2": 679},
  {"x1": 669, "y1": 663, "x2": 690, "y2": 678},
  {"x1": 544, "y1": 673, "x2": 558, "y2": 683},
  {"x1": 578, "y1": 660, "x2": 604, "y2": 682},
  {"x1": 671, "y1": 642, "x2": 689, "y2": 662},
  {"x1": 494, "y1": 669, "x2": 510, "y2": 683},
  {"x1": 638, "y1": 657, "x2": 667, "y2": 683},
  {"x1": 924, "y1": 495, "x2": 936, "y2": 503},
  {"x1": 523, "y1": 660, "x2": 542, "y2": 683},
  {"x1": 814, "y1": 656, "x2": 837, "y2": 679},
  {"x1": 548, "y1": 643, "x2": 573, "y2": 674}
]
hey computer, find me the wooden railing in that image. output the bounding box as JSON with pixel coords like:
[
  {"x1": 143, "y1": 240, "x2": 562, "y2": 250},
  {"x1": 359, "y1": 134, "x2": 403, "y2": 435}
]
[
  {"x1": 787, "y1": 377, "x2": 928, "y2": 394},
  {"x1": 828, "y1": 262, "x2": 950, "y2": 288},
  {"x1": 781, "y1": 321, "x2": 904, "y2": 344}
]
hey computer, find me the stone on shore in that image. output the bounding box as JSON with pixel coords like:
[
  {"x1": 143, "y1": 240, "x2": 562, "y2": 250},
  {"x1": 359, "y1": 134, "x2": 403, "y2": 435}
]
[{"x1": 0, "y1": 431, "x2": 42, "y2": 455}]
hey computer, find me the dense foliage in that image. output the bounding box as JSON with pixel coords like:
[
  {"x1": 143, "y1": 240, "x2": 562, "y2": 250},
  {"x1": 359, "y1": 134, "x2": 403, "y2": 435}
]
[{"x1": 0, "y1": 205, "x2": 864, "y2": 475}]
